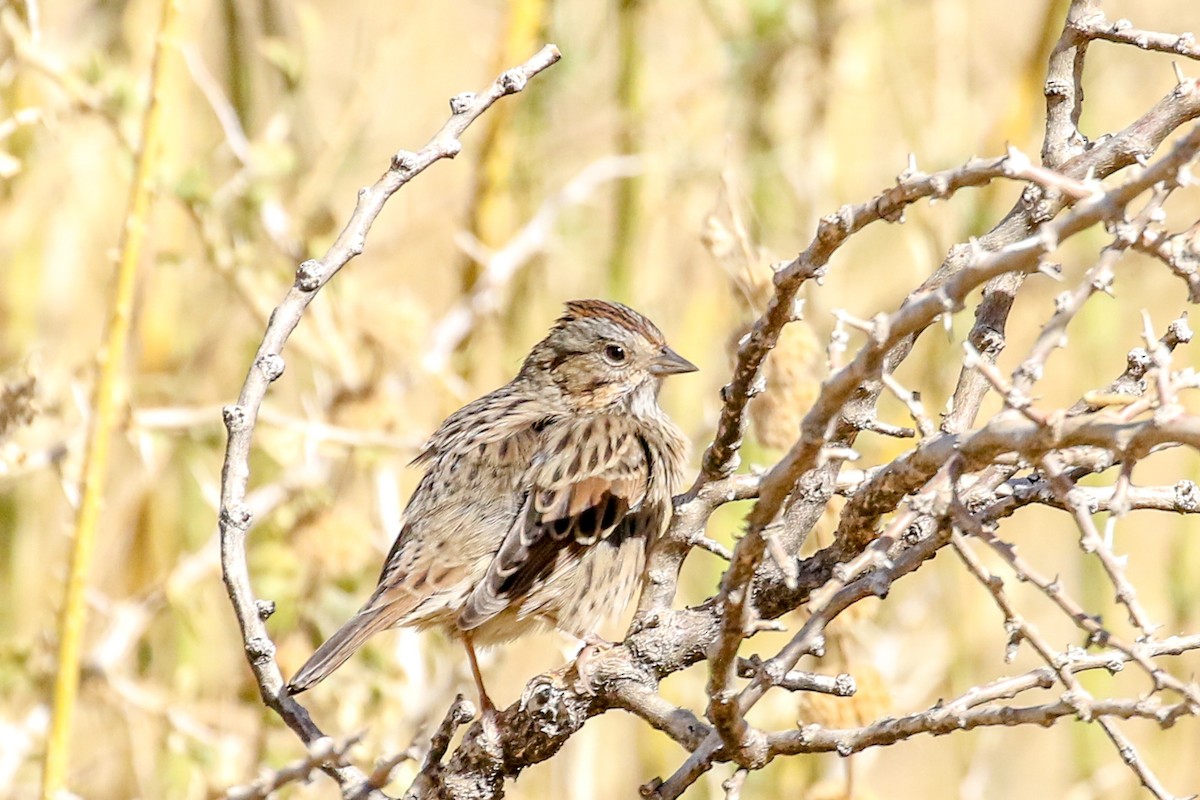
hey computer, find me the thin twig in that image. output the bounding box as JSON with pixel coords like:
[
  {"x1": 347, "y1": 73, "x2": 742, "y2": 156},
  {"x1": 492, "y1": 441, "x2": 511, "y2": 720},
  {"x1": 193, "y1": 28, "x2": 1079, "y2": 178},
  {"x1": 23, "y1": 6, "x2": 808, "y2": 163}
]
[
  {"x1": 1073, "y1": 12, "x2": 1200, "y2": 62},
  {"x1": 219, "y1": 736, "x2": 359, "y2": 800}
]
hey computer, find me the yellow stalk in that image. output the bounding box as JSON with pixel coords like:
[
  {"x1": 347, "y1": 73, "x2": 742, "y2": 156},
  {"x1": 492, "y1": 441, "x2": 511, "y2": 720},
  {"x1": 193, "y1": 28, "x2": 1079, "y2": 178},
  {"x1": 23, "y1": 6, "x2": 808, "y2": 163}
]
[{"x1": 40, "y1": 0, "x2": 180, "y2": 796}]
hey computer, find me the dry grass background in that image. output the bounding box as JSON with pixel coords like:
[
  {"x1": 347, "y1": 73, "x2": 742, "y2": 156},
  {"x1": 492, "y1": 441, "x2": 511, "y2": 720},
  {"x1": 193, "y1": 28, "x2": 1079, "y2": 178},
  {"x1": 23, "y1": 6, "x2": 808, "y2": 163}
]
[{"x1": 2, "y1": 0, "x2": 1200, "y2": 798}]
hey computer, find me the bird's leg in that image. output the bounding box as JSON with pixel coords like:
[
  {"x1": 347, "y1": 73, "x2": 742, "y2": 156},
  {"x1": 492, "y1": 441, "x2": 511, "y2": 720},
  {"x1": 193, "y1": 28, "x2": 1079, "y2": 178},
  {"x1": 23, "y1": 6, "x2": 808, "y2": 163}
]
[{"x1": 462, "y1": 634, "x2": 496, "y2": 714}]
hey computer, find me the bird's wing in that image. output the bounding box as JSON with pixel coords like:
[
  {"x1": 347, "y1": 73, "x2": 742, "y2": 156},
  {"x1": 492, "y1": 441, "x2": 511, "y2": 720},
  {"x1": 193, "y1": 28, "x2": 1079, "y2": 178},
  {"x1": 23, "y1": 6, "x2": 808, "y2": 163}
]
[{"x1": 458, "y1": 415, "x2": 650, "y2": 631}]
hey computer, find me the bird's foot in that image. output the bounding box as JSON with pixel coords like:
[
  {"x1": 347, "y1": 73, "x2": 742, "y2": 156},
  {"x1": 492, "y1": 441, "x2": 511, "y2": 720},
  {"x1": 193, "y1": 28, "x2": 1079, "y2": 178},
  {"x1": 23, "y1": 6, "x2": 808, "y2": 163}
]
[
  {"x1": 582, "y1": 631, "x2": 615, "y2": 650},
  {"x1": 477, "y1": 699, "x2": 502, "y2": 741},
  {"x1": 478, "y1": 689, "x2": 497, "y2": 716},
  {"x1": 570, "y1": 632, "x2": 615, "y2": 694}
]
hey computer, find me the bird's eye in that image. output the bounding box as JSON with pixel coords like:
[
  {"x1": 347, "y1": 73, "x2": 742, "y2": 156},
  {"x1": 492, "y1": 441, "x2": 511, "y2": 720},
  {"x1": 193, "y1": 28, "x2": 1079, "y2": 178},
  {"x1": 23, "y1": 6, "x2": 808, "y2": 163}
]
[{"x1": 603, "y1": 344, "x2": 627, "y2": 364}]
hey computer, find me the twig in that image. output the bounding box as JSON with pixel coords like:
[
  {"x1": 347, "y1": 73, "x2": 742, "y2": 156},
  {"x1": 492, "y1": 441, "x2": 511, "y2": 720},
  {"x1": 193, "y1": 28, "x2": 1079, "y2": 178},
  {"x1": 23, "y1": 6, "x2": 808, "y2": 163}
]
[
  {"x1": 951, "y1": 529, "x2": 1183, "y2": 798},
  {"x1": 721, "y1": 768, "x2": 747, "y2": 800},
  {"x1": 941, "y1": 634, "x2": 1200, "y2": 713},
  {"x1": 726, "y1": 122, "x2": 1200, "y2": 677},
  {"x1": 766, "y1": 696, "x2": 1189, "y2": 758},
  {"x1": 988, "y1": 478, "x2": 1200, "y2": 518},
  {"x1": 943, "y1": 40, "x2": 1200, "y2": 437},
  {"x1": 1073, "y1": 12, "x2": 1200, "y2": 62},
  {"x1": 1041, "y1": 454, "x2": 1160, "y2": 637},
  {"x1": 697, "y1": 153, "x2": 1019, "y2": 486},
  {"x1": 652, "y1": 468, "x2": 959, "y2": 799},
  {"x1": 771, "y1": 122, "x2": 1200, "y2": 529},
  {"x1": 640, "y1": 473, "x2": 758, "y2": 613},
  {"x1": 1043, "y1": 0, "x2": 1095, "y2": 169},
  {"x1": 881, "y1": 372, "x2": 936, "y2": 438},
  {"x1": 219, "y1": 736, "x2": 359, "y2": 800},
  {"x1": 1069, "y1": 313, "x2": 1193, "y2": 415},
  {"x1": 736, "y1": 657, "x2": 856, "y2": 696},
  {"x1": 391, "y1": 695, "x2": 475, "y2": 800},
  {"x1": 674, "y1": 124, "x2": 1200, "y2": 796},
  {"x1": 1132, "y1": 224, "x2": 1200, "y2": 303},
  {"x1": 1011, "y1": 188, "x2": 1170, "y2": 397},
  {"x1": 693, "y1": 139, "x2": 1160, "y2": 775},
  {"x1": 966, "y1": 513, "x2": 1200, "y2": 713}
]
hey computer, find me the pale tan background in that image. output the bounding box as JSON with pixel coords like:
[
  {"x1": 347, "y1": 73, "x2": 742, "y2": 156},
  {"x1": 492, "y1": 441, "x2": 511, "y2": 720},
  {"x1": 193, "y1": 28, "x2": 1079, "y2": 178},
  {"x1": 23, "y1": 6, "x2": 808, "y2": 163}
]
[{"x1": 2, "y1": 0, "x2": 1200, "y2": 797}]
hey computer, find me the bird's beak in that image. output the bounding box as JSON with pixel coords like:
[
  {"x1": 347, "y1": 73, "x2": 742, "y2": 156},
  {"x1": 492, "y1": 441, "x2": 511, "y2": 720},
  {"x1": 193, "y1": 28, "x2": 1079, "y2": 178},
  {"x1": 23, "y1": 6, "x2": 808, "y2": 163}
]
[{"x1": 650, "y1": 346, "x2": 699, "y2": 376}]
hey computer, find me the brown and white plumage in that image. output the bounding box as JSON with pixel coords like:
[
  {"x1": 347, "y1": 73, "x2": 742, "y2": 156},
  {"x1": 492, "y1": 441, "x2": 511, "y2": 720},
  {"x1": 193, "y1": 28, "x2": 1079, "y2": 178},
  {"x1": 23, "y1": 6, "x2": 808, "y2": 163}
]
[{"x1": 288, "y1": 300, "x2": 695, "y2": 708}]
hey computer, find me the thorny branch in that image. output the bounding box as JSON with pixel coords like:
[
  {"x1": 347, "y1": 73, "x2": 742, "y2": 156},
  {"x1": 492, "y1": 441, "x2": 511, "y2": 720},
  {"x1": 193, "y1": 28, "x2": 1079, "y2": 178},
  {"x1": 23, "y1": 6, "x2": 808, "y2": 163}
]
[
  {"x1": 218, "y1": 6, "x2": 1200, "y2": 800},
  {"x1": 1072, "y1": 12, "x2": 1200, "y2": 62},
  {"x1": 217, "y1": 736, "x2": 361, "y2": 800}
]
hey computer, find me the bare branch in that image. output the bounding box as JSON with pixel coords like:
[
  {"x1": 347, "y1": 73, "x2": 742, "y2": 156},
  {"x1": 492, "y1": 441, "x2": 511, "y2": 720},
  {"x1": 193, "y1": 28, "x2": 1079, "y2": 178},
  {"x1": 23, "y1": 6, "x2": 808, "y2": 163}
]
[
  {"x1": 697, "y1": 153, "x2": 1020, "y2": 486},
  {"x1": 943, "y1": 74, "x2": 1200, "y2": 436},
  {"x1": 219, "y1": 737, "x2": 359, "y2": 800},
  {"x1": 766, "y1": 696, "x2": 1189, "y2": 757},
  {"x1": 1042, "y1": 0, "x2": 1097, "y2": 169},
  {"x1": 736, "y1": 657, "x2": 856, "y2": 697},
  {"x1": 395, "y1": 696, "x2": 476, "y2": 800},
  {"x1": 1073, "y1": 13, "x2": 1200, "y2": 63}
]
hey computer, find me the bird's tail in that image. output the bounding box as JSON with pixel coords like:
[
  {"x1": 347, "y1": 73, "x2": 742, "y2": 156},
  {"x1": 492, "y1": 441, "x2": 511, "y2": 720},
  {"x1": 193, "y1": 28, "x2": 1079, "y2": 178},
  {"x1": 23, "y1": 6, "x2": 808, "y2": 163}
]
[{"x1": 287, "y1": 605, "x2": 396, "y2": 694}]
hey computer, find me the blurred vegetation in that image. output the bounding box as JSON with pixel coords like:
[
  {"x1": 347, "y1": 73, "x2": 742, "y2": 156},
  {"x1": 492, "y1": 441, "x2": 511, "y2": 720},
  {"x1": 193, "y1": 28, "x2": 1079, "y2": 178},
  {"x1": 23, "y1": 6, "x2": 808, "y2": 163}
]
[{"x1": 1, "y1": 1, "x2": 1199, "y2": 798}]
